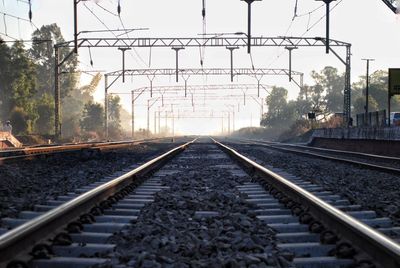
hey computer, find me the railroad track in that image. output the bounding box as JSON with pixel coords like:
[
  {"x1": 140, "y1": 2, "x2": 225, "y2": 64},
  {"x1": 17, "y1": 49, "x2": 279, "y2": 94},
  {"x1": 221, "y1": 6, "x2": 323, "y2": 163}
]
[
  {"x1": 232, "y1": 138, "x2": 400, "y2": 174},
  {"x1": 0, "y1": 138, "x2": 399, "y2": 267},
  {"x1": 0, "y1": 138, "x2": 171, "y2": 165}
]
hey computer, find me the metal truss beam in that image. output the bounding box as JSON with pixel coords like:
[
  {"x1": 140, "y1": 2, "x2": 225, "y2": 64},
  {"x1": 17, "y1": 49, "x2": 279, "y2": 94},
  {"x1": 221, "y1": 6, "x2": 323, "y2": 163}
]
[
  {"x1": 381, "y1": 0, "x2": 398, "y2": 13},
  {"x1": 105, "y1": 68, "x2": 303, "y2": 104},
  {"x1": 130, "y1": 84, "x2": 270, "y2": 93},
  {"x1": 55, "y1": 36, "x2": 350, "y2": 49},
  {"x1": 105, "y1": 68, "x2": 303, "y2": 77}
]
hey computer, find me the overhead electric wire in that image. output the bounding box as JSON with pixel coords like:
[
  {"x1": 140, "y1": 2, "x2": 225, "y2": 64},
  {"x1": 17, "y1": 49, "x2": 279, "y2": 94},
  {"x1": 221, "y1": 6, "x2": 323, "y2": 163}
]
[
  {"x1": 265, "y1": 0, "x2": 343, "y2": 68},
  {"x1": 82, "y1": 2, "x2": 147, "y2": 69},
  {"x1": 0, "y1": 11, "x2": 38, "y2": 30},
  {"x1": 117, "y1": 14, "x2": 149, "y2": 68},
  {"x1": 95, "y1": 3, "x2": 118, "y2": 17}
]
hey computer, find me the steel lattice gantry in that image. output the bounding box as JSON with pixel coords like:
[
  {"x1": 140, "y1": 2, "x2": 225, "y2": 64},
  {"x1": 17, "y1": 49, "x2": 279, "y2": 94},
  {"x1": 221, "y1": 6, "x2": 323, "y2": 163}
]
[
  {"x1": 54, "y1": 36, "x2": 352, "y2": 138},
  {"x1": 104, "y1": 68, "x2": 304, "y2": 96},
  {"x1": 109, "y1": 84, "x2": 268, "y2": 139},
  {"x1": 381, "y1": 0, "x2": 398, "y2": 13},
  {"x1": 103, "y1": 68, "x2": 303, "y2": 136},
  {"x1": 105, "y1": 68, "x2": 303, "y2": 80}
]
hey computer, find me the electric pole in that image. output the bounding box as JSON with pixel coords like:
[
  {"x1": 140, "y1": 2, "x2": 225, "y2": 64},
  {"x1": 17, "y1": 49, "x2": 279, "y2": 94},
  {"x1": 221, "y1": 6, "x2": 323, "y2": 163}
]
[{"x1": 362, "y1": 58, "x2": 375, "y2": 125}]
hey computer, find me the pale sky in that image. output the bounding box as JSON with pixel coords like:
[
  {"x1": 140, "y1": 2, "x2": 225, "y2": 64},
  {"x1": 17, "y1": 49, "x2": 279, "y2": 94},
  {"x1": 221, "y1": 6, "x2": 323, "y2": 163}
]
[{"x1": 1, "y1": 0, "x2": 400, "y2": 135}]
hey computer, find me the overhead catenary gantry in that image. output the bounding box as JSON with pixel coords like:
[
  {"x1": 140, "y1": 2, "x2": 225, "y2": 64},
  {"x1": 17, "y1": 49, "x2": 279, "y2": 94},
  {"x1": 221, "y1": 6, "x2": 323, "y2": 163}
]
[
  {"x1": 54, "y1": 36, "x2": 352, "y2": 139},
  {"x1": 104, "y1": 67, "x2": 304, "y2": 99},
  {"x1": 381, "y1": 0, "x2": 398, "y2": 13},
  {"x1": 108, "y1": 84, "x2": 269, "y2": 139}
]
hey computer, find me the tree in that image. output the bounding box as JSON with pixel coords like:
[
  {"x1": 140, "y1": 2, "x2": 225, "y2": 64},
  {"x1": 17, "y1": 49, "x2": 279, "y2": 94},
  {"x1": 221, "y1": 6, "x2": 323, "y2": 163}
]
[
  {"x1": 0, "y1": 41, "x2": 37, "y2": 133},
  {"x1": 30, "y1": 24, "x2": 78, "y2": 99},
  {"x1": 352, "y1": 70, "x2": 400, "y2": 114},
  {"x1": 35, "y1": 94, "x2": 55, "y2": 134},
  {"x1": 62, "y1": 73, "x2": 102, "y2": 138},
  {"x1": 261, "y1": 87, "x2": 296, "y2": 129},
  {"x1": 9, "y1": 107, "x2": 29, "y2": 135},
  {"x1": 353, "y1": 96, "x2": 379, "y2": 115},
  {"x1": 107, "y1": 95, "x2": 122, "y2": 139},
  {"x1": 311, "y1": 66, "x2": 344, "y2": 114},
  {"x1": 80, "y1": 101, "x2": 104, "y2": 137},
  {"x1": 0, "y1": 38, "x2": 12, "y2": 121}
]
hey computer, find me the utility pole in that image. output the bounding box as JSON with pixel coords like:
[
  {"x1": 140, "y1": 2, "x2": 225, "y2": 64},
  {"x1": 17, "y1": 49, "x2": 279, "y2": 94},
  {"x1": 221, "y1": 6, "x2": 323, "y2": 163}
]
[
  {"x1": 154, "y1": 111, "x2": 157, "y2": 135},
  {"x1": 226, "y1": 46, "x2": 239, "y2": 82},
  {"x1": 362, "y1": 58, "x2": 375, "y2": 126},
  {"x1": 241, "y1": 0, "x2": 262, "y2": 54},
  {"x1": 228, "y1": 112, "x2": 231, "y2": 134},
  {"x1": 104, "y1": 75, "x2": 109, "y2": 139},
  {"x1": 73, "y1": 0, "x2": 79, "y2": 54},
  {"x1": 158, "y1": 109, "x2": 161, "y2": 134},
  {"x1": 54, "y1": 46, "x2": 61, "y2": 140},
  {"x1": 316, "y1": 0, "x2": 336, "y2": 54},
  {"x1": 172, "y1": 47, "x2": 184, "y2": 82},
  {"x1": 147, "y1": 100, "x2": 150, "y2": 136},
  {"x1": 131, "y1": 91, "x2": 135, "y2": 139}
]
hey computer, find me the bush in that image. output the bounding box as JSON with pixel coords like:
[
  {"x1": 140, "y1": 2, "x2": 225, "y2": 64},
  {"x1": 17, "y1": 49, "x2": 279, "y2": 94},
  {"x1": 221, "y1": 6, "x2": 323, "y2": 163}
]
[
  {"x1": 231, "y1": 127, "x2": 283, "y2": 141},
  {"x1": 279, "y1": 119, "x2": 311, "y2": 141},
  {"x1": 9, "y1": 107, "x2": 30, "y2": 135}
]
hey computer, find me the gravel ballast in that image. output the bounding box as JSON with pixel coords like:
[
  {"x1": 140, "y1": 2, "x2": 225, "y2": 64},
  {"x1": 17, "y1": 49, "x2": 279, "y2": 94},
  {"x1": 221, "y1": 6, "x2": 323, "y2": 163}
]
[
  {"x1": 109, "y1": 143, "x2": 285, "y2": 268},
  {"x1": 0, "y1": 141, "x2": 182, "y2": 221},
  {"x1": 227, "y1": 143, "x2": 400, "y2": 224}
]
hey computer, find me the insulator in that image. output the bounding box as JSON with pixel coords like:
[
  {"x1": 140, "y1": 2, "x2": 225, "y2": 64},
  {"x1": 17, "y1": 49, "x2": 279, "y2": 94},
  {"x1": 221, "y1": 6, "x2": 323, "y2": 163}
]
[
  {"x1": 28, "y1": 0, "x2": 32, "y2": 21},
  {"x1": 117, "y1": 0, "x2": 121, "y2": 15}
]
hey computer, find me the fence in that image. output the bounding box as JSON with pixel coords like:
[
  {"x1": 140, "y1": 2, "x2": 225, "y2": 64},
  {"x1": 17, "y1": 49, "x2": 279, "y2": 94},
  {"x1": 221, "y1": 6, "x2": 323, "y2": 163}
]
[{"x1": 356, "y1": 110, "x2": 386, "y2": 127}]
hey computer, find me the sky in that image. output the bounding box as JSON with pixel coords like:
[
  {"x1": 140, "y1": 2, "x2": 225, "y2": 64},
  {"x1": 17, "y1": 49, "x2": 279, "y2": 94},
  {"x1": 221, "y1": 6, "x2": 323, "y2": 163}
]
[{"x1": 1, "y1": 0, "x2": 400, "y2": 135}]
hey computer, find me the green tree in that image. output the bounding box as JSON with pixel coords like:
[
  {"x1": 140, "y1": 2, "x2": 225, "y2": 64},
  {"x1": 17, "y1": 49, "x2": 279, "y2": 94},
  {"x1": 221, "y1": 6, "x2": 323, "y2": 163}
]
[
  {"x1": 0, "y1": 38, "x2": 12, "y2": 121},
  {"x1": 9, "y1": 107, "x2": 29, "y2": 135},
  {"x1": 311, "y1": 66, "x2": 344, "y2": 114},
  {"x1": 35, "y1": 94, "x2": 55, "y2": 134},
  {"x1": 261, "y1": 87, "x2": 296, "y2": 129},
  {"x1": 9, "y1": 42, "x2": 37, "y2": 112},
  {"x1": 107, "y1": 95, "x2": 122, "y2": 139},
  {"x1": 80, "y1": 101, "x2": 104, "y2": 136},
  {"x1": 62, "y1": 73, "x2": 102, "y2": 138},
  {"x1": 351, "y1": 70, "x2": 400, "y2": 114},
  {"x1": 0, "y1": 41, "x2": 37, "y2": 133},
  {"x1": 30, "y1": 24, "x2": 78, "y2": 99},
  {"x1": 353, "y1": 96, "x2": 379, "y2": 115}
]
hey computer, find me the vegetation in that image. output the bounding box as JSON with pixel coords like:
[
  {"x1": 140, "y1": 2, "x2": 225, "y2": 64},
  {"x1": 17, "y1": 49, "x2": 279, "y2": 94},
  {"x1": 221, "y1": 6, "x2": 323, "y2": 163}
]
[
  {"x1": 239, "y1": 66, "x2": 399, "y2": 141},
  {"x1": 0, "y1": 24, "x2": 126, "y2": 141},
  {"x1": 0, "y1": 25, "x2": 397, "y2": 142}
]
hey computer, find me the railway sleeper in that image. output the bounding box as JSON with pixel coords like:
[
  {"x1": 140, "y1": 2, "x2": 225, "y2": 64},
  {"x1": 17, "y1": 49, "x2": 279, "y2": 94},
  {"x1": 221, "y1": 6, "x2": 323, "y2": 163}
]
[
  {"x1": 235, "y1": 162, "x2": 400, "y2": 268},
  {"x1": 1, "y1": 164, "x2": 171, "y2": 268}
]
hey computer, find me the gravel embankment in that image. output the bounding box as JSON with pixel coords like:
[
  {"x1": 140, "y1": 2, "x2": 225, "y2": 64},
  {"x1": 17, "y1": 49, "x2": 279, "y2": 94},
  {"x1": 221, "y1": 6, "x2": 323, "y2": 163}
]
[
  {"x1": 228, "y1": 143, "x2": 400, "y2": 224},
  {"x1": 110, "y1": 143, "x2": 287, "y2": 267},
  {"x1": 0, "y1": 142, "x2": 181, "y2": 220}
]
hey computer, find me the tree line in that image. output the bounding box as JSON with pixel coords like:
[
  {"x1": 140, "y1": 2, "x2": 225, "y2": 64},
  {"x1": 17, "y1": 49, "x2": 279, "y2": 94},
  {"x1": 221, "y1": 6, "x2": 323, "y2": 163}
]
[
  {"x1": 260, "y1": 66, "x2": 400, "y2": 140},
  {"x1": 0, "y1": 24, "x2": 124, "y2": 140}
]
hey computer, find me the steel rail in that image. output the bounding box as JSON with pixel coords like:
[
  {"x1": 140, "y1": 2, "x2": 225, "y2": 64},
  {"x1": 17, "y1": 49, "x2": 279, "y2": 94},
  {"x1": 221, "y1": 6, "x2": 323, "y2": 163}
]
[
  {"x1": 247, "y1": 138, "x2": 400, "y2": 161},
  {"x1": 0, "y1": 139, "x2": 195, "y2": 265},
  {"x1": 213, "y1": 139, "x2": 400, "y2": 268},
  {"x1": 0, "y1": 138, "x2": 169, "y2": 165},
  {"x1": 236, "y1": 139, "x2": 400, "y2": 175}
]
